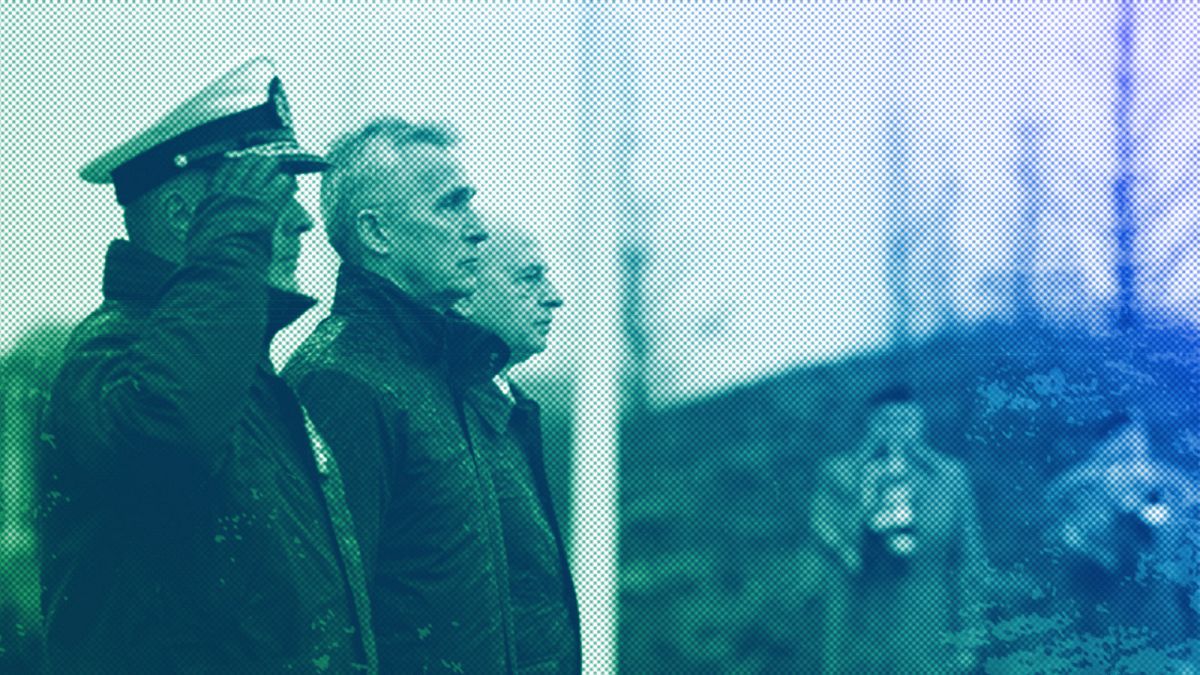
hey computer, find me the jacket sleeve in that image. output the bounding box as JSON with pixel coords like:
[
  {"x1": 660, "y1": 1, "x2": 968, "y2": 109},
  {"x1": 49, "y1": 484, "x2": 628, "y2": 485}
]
[
  {"x1": 51, "y1": 192, "x2": 277, "y2": 484},
  {"x1": 291, "y1": 367, "x2": 406, "y2": 583},
  {"x1": 810, "y1": 459, "x2": 862, "y2": 573}
]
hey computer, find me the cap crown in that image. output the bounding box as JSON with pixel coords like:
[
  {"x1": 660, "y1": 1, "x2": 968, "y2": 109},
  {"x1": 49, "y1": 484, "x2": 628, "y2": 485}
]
[{"x1": 79, "y1": 56, "x2": 325, "y2": 204}]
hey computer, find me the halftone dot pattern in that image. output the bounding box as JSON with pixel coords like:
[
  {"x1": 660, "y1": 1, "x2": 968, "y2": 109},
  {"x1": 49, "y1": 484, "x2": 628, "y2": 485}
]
[{"x1": 4, "y1": 1, "x2": 1200, "y2": 674}]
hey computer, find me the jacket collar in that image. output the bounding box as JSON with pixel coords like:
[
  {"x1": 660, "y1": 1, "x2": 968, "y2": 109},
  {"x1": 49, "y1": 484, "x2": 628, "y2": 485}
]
[
  {"x1": 469, "y1": 380, "x2": 515, "y2": 435},
  {"x1": 102, "y1": 239, "x2": 317, "y2": 339},
  {"x1": 468, "y1": 377, "x2": 544, "y2": 441},
  {"x1": 330, "y1": 264, "x2": 509, "y2": 386}
]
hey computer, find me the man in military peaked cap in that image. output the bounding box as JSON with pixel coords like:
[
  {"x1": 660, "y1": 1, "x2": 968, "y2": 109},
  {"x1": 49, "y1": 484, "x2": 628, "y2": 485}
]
[{"x1": 40, "y1": 57, "x2": 377, "y2": 673}]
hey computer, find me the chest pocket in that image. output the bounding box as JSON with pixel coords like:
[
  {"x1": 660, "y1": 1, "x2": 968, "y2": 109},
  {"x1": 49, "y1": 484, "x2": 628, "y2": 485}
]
[{"x1": 396, "y1": 395, "x2": 486, "y2": 523}]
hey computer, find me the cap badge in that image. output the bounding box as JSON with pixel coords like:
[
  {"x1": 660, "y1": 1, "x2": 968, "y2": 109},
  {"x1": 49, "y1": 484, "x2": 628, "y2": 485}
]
[{"x1": 270, "y1": 77, "x2": 294, "y2": 129}]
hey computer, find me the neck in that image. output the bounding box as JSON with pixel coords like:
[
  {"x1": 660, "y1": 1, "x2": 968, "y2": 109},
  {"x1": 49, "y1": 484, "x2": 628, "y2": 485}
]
[
  {"x1": 502, "y1": 348, "x2": 536, "y2": 376},
  {"x1": 359, "y1": 259, "x2": 459, "y2": 313}
]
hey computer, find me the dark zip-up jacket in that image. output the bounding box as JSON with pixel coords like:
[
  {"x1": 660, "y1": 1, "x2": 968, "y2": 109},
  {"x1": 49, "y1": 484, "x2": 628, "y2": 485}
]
[
  {"x1": 39, "y1": 191, "x2": 374, "y2": 674},
  {"x1": 284, "y1": 264, "x2": 517, "y2": 674},
  {"x1": 463, "y1": 381, "x2": 582, "y2": 674}
]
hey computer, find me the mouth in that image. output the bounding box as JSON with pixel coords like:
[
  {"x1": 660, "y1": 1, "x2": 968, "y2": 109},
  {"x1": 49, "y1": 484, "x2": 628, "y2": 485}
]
[{"x1": 458, "y1": 257, "x2": 481, "y2": 272}]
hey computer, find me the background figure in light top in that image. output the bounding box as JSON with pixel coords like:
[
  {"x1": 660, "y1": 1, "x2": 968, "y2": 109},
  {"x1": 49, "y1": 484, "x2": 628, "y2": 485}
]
[{"x1": 810, "y1": 385, "x2": 986, "y2": 674}]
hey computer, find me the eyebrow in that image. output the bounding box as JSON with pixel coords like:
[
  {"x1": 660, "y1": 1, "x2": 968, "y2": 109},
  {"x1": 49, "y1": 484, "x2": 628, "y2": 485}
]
[
  {"x1": 517, "y1": 263, "x2": 547, "y2": 276},
  {"x1": 437, "y1": 186, "x2": 476, "y2": 208}
]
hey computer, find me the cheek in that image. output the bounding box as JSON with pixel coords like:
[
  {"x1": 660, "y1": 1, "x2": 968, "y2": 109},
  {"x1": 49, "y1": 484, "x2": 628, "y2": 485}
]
[
  {"x1": 272, "y1": 229, "x2": 298, "y2": 256},
  {"x1": 427, "y1": 223, "x2": 465, "y2": 264}
]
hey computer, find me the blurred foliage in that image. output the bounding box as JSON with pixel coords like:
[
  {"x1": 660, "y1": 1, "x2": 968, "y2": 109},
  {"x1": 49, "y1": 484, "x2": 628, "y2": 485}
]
[
  {"x1": 618, "y1": 319, "x2": 1200, "y2": 673},
  {"x1": 0, "y1": 322, "x2": 72, "y2": 674}
]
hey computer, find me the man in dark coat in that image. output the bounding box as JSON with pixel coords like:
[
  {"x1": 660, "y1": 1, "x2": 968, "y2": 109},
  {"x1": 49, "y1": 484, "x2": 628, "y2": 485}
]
[
  {"x1": 284, "y1": 117, "x2": 518, "y2": 673},
  {"x1": 810, "y1": 386, "x2": 986, "y2": 674},
  {"x1": 39, "y1": 58, "x2": 376, "y2": 673},
  {"x1": 456, "y1": 221, "x2": 581, "y2": 674}
]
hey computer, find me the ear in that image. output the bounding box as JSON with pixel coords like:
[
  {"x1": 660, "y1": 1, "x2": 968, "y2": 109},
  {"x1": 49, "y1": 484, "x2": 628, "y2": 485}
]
[
  {"x1": 162, "y1": 191, "x2": 192, "y2": 244},
  {"x1": 356, "y1": 209, "x2": 393, "y2": 255}
]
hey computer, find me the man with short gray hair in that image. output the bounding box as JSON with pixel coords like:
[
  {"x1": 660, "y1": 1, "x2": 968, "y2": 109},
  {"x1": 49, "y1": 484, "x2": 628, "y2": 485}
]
[
  {"x1": 319, "y1": 119, "x2": 462, "y2": 270},
  {"x1": 285, "y1": 117, "x2": 518, "y2": 673}
]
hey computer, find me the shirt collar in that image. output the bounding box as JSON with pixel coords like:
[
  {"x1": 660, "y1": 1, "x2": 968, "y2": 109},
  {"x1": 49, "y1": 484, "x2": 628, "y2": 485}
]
[{"x1": 493, "y1": 374, "x2": 516, "y2": 403}]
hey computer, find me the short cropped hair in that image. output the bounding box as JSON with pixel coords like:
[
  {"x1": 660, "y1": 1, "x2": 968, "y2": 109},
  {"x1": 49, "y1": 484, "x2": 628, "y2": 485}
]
[{"x1": 320, "y1": 117, "x2": 457, "y2": 262}]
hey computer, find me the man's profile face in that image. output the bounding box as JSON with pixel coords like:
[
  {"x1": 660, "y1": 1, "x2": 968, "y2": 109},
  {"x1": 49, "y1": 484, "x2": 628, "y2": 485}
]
[
  {"x1": 380, "y1": 143, "x2": 485, "y2": 302},
  {"x1": 266, "y1": 194, "x2": 312, "y2": 292},
  {"x1": 176, "y1": 163, "x2": 309, "y2": 292},
  {"x1": 466, "y1": 233, "x2": 562, "y2": 364}
]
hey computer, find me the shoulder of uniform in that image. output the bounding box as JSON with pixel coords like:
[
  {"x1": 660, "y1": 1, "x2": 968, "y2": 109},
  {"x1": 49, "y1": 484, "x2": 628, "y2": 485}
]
[{"x1": 64, "y1": 301, "x2": 142, "y2": 355}]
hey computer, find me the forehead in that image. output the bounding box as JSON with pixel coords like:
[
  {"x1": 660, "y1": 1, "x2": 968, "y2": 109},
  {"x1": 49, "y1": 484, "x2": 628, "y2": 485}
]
[
  {"x1": 397, "y1": 142, "x2": 466, "y2": 193},
  {"x1": 484, "y1": 232, "x2": 546, "y2": 271},
  {"x1": 1097, "y1": 424, "x2": 1148, "y2": 455},
  {"x1": 872, "y1": 402, "x2": 922, "y2": 422}
]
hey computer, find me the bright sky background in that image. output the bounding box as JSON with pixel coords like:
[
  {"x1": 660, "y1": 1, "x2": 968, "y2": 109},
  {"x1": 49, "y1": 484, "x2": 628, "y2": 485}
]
[{"x1": 3, "y1": 1, "x2": 1200, "y2": 406}]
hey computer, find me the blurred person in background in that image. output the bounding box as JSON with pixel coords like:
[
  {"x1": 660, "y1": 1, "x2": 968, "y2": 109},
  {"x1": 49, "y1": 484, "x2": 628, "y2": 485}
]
[
  {"x1": 283, "y1": 117, "x2": 518, "y2": 673},
  {"x1": 455, "y1": 219, "x2": 580, "y2": 674},
  {"x1": 1043, "y1": 412, "x2": 1197, "y2": 657},
  {"x1": 810, "y1": 385, "x2": 987, "y2": 674},
  {"x1": 38, "y1": 58, "x2": 376, "y2": 673}
]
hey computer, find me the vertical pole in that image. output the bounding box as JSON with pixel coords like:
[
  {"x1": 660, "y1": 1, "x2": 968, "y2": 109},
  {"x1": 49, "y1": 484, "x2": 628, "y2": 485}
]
[
  {"x1": 1113, "y1": 0, "x2": 1138, "y2": 331},
  {"x1": 1013, "y1": 118, "x2": 1045, "y2": 323},
  {"x1": 884, "y1": 108, "x2": 913, "y2": 349},
  {"x1": 571, "y1": 2, "x2": 630, "y2": 672}
]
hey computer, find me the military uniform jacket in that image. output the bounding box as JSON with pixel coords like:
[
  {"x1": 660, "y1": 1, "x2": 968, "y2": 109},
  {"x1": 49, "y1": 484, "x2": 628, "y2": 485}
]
[
  {"x1": 463, "y1": 381, "x2": 582, "y2": 675},
  {"x1": 39, "y1": 193, "x2": 373, "y2": 673},
  {"x1": 284, "y1": 265, "x2": 518, "y2": 674}
]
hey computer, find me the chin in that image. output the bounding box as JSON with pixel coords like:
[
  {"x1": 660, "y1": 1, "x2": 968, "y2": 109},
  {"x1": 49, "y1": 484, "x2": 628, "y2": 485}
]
[
  {"x1": 266, "y1": 271, "x2": 300, "y2": 292},
  {"x1": 521, "y1": 339, "x2": 548, "y2": 357},
  {"x1": 268, "y1": 279, "x2": 301, "y2": 293}
]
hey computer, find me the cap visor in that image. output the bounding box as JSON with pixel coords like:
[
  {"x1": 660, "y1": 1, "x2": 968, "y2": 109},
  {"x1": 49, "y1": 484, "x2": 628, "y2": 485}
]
[
  {"x1": 278, "y1": 153, "x2": 332, "y2": 175},
  {"x1": 224, "y1": 145, "x2": 331, "y2": 174}
]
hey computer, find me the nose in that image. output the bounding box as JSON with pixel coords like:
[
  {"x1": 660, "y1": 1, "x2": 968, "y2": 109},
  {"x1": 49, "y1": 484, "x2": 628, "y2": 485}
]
[
  {"x1": 463, "y1": 212, "x2": 488, "y2": 246},
  {"x1": 280, "y1": 199, "x2": 316, "y2": 235},
  {"x1": 542, "y1": 279, "x2": 564, "y2": 308}
]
